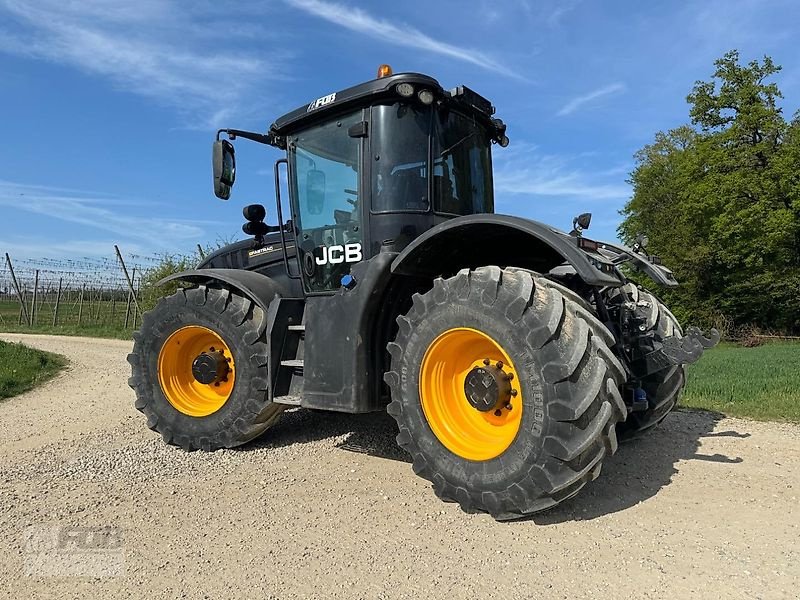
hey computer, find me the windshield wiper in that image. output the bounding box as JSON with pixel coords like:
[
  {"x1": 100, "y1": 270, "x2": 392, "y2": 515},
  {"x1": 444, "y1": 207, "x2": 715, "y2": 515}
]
[{"x1": 440, "y1": 131, "x2": 478, "y2": 157}]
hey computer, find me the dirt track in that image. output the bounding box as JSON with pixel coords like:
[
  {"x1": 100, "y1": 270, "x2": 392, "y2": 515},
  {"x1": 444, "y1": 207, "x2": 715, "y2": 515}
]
[{"x1": 0, "y1": 333, "x2": 798, "y2": 599}]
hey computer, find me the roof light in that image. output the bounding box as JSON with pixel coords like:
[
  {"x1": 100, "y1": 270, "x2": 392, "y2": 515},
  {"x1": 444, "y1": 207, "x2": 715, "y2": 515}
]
[
  {"x1": 396, "y1": 82, "x2": 414, "y2": 97},
  {"x1": 417, "y1": 89, "x2": 434, "y2": 105},
  {"x1": 377, "y1": 64, "x2": 393, "y2": 78}
]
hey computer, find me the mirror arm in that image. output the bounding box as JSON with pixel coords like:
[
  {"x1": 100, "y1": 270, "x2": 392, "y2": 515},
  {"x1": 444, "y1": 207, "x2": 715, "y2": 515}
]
[{"x1": 217, "y1": 128, "x2": 280, "y2": 147}]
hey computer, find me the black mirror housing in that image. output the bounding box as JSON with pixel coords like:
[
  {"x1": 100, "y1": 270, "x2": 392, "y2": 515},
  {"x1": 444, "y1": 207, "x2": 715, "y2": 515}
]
[{"x1": 213, "y1": 139, "x2": 236, "y2": 200}]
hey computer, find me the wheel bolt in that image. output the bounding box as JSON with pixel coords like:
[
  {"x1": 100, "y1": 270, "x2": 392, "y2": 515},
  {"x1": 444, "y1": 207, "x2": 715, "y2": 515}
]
[
  {"x1": 483, "y1": 358, "x2": 491, "y2": 366},
  {"x1": 506, "y1": 373, "x2": 515, "y2": 381},
  {"x1": 505, "y1": 403, "x2": 513, "y2": 411},
  {"x1": 494, "y1": 409, "x2": 502, "y2": 417},
  {"x1": 496, "y1": 361, "x2": 504, "y2": 369},
  {"x1": 510, "y1": 389, "x2": 518, "y2": 397},
  {"x1": 210, "y1": 346, "x2": 216, "y2": 352}
]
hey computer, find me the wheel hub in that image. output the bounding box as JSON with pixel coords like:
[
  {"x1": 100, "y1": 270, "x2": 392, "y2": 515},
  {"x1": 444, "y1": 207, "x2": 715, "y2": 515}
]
[
  {"x1": 191, "y1": 350, "x2": 230, "y2": 385},
  {"x1": 464, "y1": 361, "x2": 513, "y2": 412}
]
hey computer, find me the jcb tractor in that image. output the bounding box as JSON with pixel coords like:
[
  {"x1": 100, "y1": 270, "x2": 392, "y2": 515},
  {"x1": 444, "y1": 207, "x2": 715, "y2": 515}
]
[{"x1": 129, "y1": 66, "x2": 718, "y2": 520}]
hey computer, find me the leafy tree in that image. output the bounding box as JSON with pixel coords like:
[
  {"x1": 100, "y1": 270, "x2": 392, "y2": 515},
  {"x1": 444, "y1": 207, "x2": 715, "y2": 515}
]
[{"x1": 620, "y1": 51, "x2": 800, "y2": 333}]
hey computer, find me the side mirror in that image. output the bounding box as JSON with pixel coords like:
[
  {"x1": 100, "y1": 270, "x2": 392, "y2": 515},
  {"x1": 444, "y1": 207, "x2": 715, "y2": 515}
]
[
  {"x1": 212, "y1": 140, "x2": 236, "y2": 200},
  {"x1": 306, "y1": 169, "x2": 325, "y2": 215}
]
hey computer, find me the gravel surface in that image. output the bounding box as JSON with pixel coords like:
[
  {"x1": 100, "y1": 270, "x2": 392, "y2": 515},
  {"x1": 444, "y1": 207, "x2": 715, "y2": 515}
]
[{"x1": 0, "y1": 333, "x2": 798, "y2": 599}]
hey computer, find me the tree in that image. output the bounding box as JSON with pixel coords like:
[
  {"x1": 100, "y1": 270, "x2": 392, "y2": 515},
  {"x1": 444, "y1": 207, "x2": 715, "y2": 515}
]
[{"x1": 620, "y1": 51, "x2": 800, "y2": 333}]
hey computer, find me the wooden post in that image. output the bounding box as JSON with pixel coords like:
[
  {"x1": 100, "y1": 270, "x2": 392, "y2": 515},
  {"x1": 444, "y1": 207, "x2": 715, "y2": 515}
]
[
  {"x1": 124, "y1": 267, "x2": 136, "y2": 329},
  {"x1": 52, "y1": 278, "x2": 63, "y2": 326},
  {"x1": 95, "y1": 286, "x2": 103, "y2": 322},
  {"x1": 114, "y1": 245, "x2": 141, "y2": 316},
  {"x1": 197, "y1": 244, "x2": 205, "y2": 259},
  {"x1": 31, "y1": 270, "x2": 39, "y2": 326},
  {"x1": 5, "y1": 253, "x2": 31, "y2": 326},
  {"x1": 78, "y1": 283, "x2": 86, "y2": 326}
]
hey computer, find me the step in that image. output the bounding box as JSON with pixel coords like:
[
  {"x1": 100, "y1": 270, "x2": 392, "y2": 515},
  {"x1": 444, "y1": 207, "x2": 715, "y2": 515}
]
[
  {"x1": 273, "y1": 395, "x2": 302, "y2": 406},
  {"x1": 287, "y1": 324, "x2": 305, "y2": 331},
  {"x1": 280, "y1": 359, "x2": 304, "y2": 369}
]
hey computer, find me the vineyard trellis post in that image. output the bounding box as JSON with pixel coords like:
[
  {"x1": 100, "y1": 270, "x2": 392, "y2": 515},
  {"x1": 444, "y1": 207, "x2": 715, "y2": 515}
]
[
  {"x1": 31, "y1": 269, "x2": 39, "y2": 326},
  {"x1": 5, "y1": 253, "x2": 31, "y2": 326},
  {"x1": 115, "y1": 245, "x2": 141, "y2": 323},
  {"x1": 78, "y1": 283, "x2": 86, "y2": 326},
  {"x1": 52, "y1": 277, "x2": 63, "y2": 327}
]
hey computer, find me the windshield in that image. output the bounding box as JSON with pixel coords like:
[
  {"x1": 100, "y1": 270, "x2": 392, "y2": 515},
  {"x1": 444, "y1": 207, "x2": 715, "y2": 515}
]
[
  {"x1": 433, "y1": 110, "x2": 494, "y2": 216},
  {"x1": 371, "y1": 103, "x2": 432, "y2": 213}
]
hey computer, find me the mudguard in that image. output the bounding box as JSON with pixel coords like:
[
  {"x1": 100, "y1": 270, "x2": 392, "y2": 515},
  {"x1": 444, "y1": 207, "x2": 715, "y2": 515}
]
[
  {"x1": 390, "y1": 214, "x2": 624, "y2": 287},
  {"x1": 158, "y1": 268, "x2": 289, "y2": 313},
  {"x1": 598, "y1": 241, "x2": 679, "y2": 287}
]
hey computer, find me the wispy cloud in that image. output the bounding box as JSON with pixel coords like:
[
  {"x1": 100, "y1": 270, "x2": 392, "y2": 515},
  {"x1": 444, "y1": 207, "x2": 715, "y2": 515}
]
[
  {"x1": 493, "y1": 142, "x2": 630, "y2": 200},
  {"x1": 0, "y1": 179, "x2": 211, "y2": 251},
  {"x1": 284, "y1": 0, "x2": 521, "y2": 79},
  {"x1": 0, "y1": 1, "x2": 288, "y2": 128},
  {"x1": 556, "y1": 82, "x2": 626, "y2": 116}
]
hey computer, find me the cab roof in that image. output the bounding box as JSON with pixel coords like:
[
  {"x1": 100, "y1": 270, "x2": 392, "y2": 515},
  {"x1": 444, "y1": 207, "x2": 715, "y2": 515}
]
[{"x1": 268, "y1": 72, "x2": 496, "y2": 138}]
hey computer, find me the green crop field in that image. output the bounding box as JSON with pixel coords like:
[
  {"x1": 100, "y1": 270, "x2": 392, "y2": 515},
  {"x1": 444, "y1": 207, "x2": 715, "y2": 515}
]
[
  {"x1": 0, "y1": 299, "x2": 134, "y2": 339},
  {"x1": 681, "y1": 341, "x2": 800, "y2": 422},
  {"x1": 0, "y1": 339, "x2": 67, "y2": 400}
]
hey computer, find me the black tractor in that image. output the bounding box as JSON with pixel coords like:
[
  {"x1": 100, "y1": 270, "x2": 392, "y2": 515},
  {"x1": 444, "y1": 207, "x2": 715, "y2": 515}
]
[{"x1": 128, "y1": 66, "x2": 718, "y2": 520}]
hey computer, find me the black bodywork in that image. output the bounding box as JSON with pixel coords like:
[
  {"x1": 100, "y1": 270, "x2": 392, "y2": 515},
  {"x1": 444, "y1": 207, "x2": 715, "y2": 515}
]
[{"x1": 166, "y1": 72, "x2": 683, "y2": 413}]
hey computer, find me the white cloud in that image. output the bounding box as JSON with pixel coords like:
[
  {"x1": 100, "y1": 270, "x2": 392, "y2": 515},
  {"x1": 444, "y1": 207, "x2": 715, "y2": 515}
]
[
  {"x1": 0, "y1": 180, "x2": 209, "y2": 251},
  {"x1": 0, "y1": 0, "x2": 287, "y2": 128},
  {"x1": 494, "y1": 143, "x2": 630, "y2": 200},
  {"x1": 284, "y1": 0, "x2": 521, "y2": 79},
  {"x1": 556, "y1": 82, "x2": 626, "y2": 116}
]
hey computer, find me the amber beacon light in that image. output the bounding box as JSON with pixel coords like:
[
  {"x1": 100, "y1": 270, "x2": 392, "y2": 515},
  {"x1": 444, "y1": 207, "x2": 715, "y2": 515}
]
[{"x1": 377, "y1": 64, "x2": 393, "y2": 78}]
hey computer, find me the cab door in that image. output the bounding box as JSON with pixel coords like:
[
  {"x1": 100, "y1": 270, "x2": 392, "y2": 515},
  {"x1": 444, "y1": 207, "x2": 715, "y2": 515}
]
[{"x1": 288, "y1": 111, "x2": 364, "y2": 294}]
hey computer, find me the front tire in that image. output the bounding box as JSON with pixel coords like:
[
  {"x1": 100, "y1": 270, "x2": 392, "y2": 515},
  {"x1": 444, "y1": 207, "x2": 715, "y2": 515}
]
[
  {"x1": 385, "y1": 267, "x2": 626, "y2": 520},
  {"x1": 127, "y1": 285, "x2": 284, "y2": 451},
  {"x1": 608, "y1": 283, "x2": 687, "y2": 440}
]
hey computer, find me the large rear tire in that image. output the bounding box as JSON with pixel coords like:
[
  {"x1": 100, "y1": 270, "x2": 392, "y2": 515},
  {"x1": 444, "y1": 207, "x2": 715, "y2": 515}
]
[
  {"x1": 608, "y1": 283, "x2": 686, "y2": 440},
  {"x1": 128, "y1": 285, "x2": 284, "y2": 451},
  {"x1": 385, "y1": 267, "x2": 626, "y2": 520}
]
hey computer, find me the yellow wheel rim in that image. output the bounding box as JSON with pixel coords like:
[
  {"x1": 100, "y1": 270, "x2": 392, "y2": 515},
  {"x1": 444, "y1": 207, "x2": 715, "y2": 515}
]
[
  {"x1": 419, "y1": 327, "x2": 523, "y2": 461},
  {"x1": 157, "y1": 325, "x2": 235, "y2": 417}
]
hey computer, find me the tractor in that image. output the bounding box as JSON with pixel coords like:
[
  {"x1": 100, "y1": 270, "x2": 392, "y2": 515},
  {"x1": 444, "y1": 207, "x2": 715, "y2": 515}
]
[{"x1": 128, "y1": 66, "x2": 718, "y2": 520}]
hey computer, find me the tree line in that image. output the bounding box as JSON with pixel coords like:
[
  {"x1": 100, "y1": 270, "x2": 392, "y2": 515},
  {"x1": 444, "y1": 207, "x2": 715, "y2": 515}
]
[{"x1": 620, "y1": 50, "x2": 800, "y2": 334}]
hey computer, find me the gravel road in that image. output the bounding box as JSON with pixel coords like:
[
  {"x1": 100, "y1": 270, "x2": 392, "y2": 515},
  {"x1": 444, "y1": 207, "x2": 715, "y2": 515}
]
[{"x1": 1, "y1": 333, "x2": 798, "y2": 599}]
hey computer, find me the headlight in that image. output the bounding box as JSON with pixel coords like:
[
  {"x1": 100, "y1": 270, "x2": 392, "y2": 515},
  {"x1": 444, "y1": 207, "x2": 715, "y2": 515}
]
[
  {"x1": 417, "y1": 89, "x2": 434, "y2": 105},
  {"x1": 396, "y1": 83, "x2": 415, "y2": 97}
]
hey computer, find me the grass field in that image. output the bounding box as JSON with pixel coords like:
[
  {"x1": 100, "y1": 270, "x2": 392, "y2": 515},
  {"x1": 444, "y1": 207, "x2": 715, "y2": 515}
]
[
  {"x1": 0, "y1": 340, "x2": 67, "y2": 400},
  {"x1": 682, "y1": 341, "x2": 800, "y2": 422},
  {"x1": 0, "y1": 299, "x2": 133, "y2": 339}
]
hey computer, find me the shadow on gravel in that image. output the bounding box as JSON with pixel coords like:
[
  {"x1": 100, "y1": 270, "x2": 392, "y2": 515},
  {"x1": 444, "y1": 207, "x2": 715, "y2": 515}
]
[
  {"x1": 241, "y1": 406, "x2": 747, "y2": 522},
  {"x1": 532, "y1": 408, "x2": 746, "y2": 524},
  {"x1": 243, "y1": 407, "x2": 411, "y2": 463}
]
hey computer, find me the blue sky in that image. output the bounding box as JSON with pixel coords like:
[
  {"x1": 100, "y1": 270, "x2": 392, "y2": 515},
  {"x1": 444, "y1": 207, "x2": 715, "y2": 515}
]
[{"x1": 1, "y1": 0, "x2": 798, "y2": 260}]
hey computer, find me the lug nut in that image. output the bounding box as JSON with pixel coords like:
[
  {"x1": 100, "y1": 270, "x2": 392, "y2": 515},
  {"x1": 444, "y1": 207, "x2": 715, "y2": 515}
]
[
  {"x1": 505, "y1": 403, "x2": 513, "y2": 411},
  {"x1": 496, "y1": 361, "x2": 504, "y2": 369},
  {"x1": 210, "y1": 346, "x2": 216, "y2": 352},
  {"x1": 510, "y1": 389, "x2": 518, "y2": 397},
  {"x1": 483, "y1": 358, "x2": 491, "y2": 366},
  {"x1": 506, "y1": 373, "x2": 515, "y2": 381},
  {"x1": 494, "y1": 409, "x2": 502, "y2": 417}
]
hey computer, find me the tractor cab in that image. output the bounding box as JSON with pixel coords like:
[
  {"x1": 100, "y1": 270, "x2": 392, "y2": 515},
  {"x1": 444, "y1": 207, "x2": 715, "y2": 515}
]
[{"x1": 213, "y1": 66, "x2": 509, "y2": 294}]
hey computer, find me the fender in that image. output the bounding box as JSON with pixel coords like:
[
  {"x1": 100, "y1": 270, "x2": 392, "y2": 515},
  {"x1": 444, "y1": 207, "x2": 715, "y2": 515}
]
[
  {"x1": 391, "y1": 214, "x2": 624, "y2": 287},
  {"x1": 598, "y1": 241, "x2": 679, "y2": 287},
  {"x1": 158, "y1": 268, "x2": 289, "y2": 313}
]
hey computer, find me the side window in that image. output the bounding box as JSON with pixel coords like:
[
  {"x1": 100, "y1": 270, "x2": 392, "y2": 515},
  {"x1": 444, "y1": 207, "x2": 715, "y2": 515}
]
[
  {"x1": 291, "y1": 112, "x2": 363, "y2": 293},
  {"x1": 433, "y1": 110, "x2": 494, "y2": 216}
]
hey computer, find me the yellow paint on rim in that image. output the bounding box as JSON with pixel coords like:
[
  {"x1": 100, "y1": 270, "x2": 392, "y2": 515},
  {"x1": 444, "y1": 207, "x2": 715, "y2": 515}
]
[
  {"x1": 419, "y1": 327, "x2": 523, "y2": 461},
  {"x1": 157, "y1": 325, "x2": 235, "y2": 417}
]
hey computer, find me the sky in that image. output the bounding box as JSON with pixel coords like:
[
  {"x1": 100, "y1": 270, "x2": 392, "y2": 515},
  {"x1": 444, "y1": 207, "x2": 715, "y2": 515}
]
[{"x1": 1, "y1": 0, "x2": 798, "y2": 261}]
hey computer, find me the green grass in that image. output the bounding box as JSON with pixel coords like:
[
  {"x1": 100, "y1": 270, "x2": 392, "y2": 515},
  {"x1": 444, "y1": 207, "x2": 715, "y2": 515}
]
[
  {"x1": 0, "y1": 299, "x2": 134, "y2": 339},
  {"x1": 0, "y1": 339, "x2": 67, "y2": 400},
  {"x1": 682, "y1": 341, "x2": 800, "y2": 422}
]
